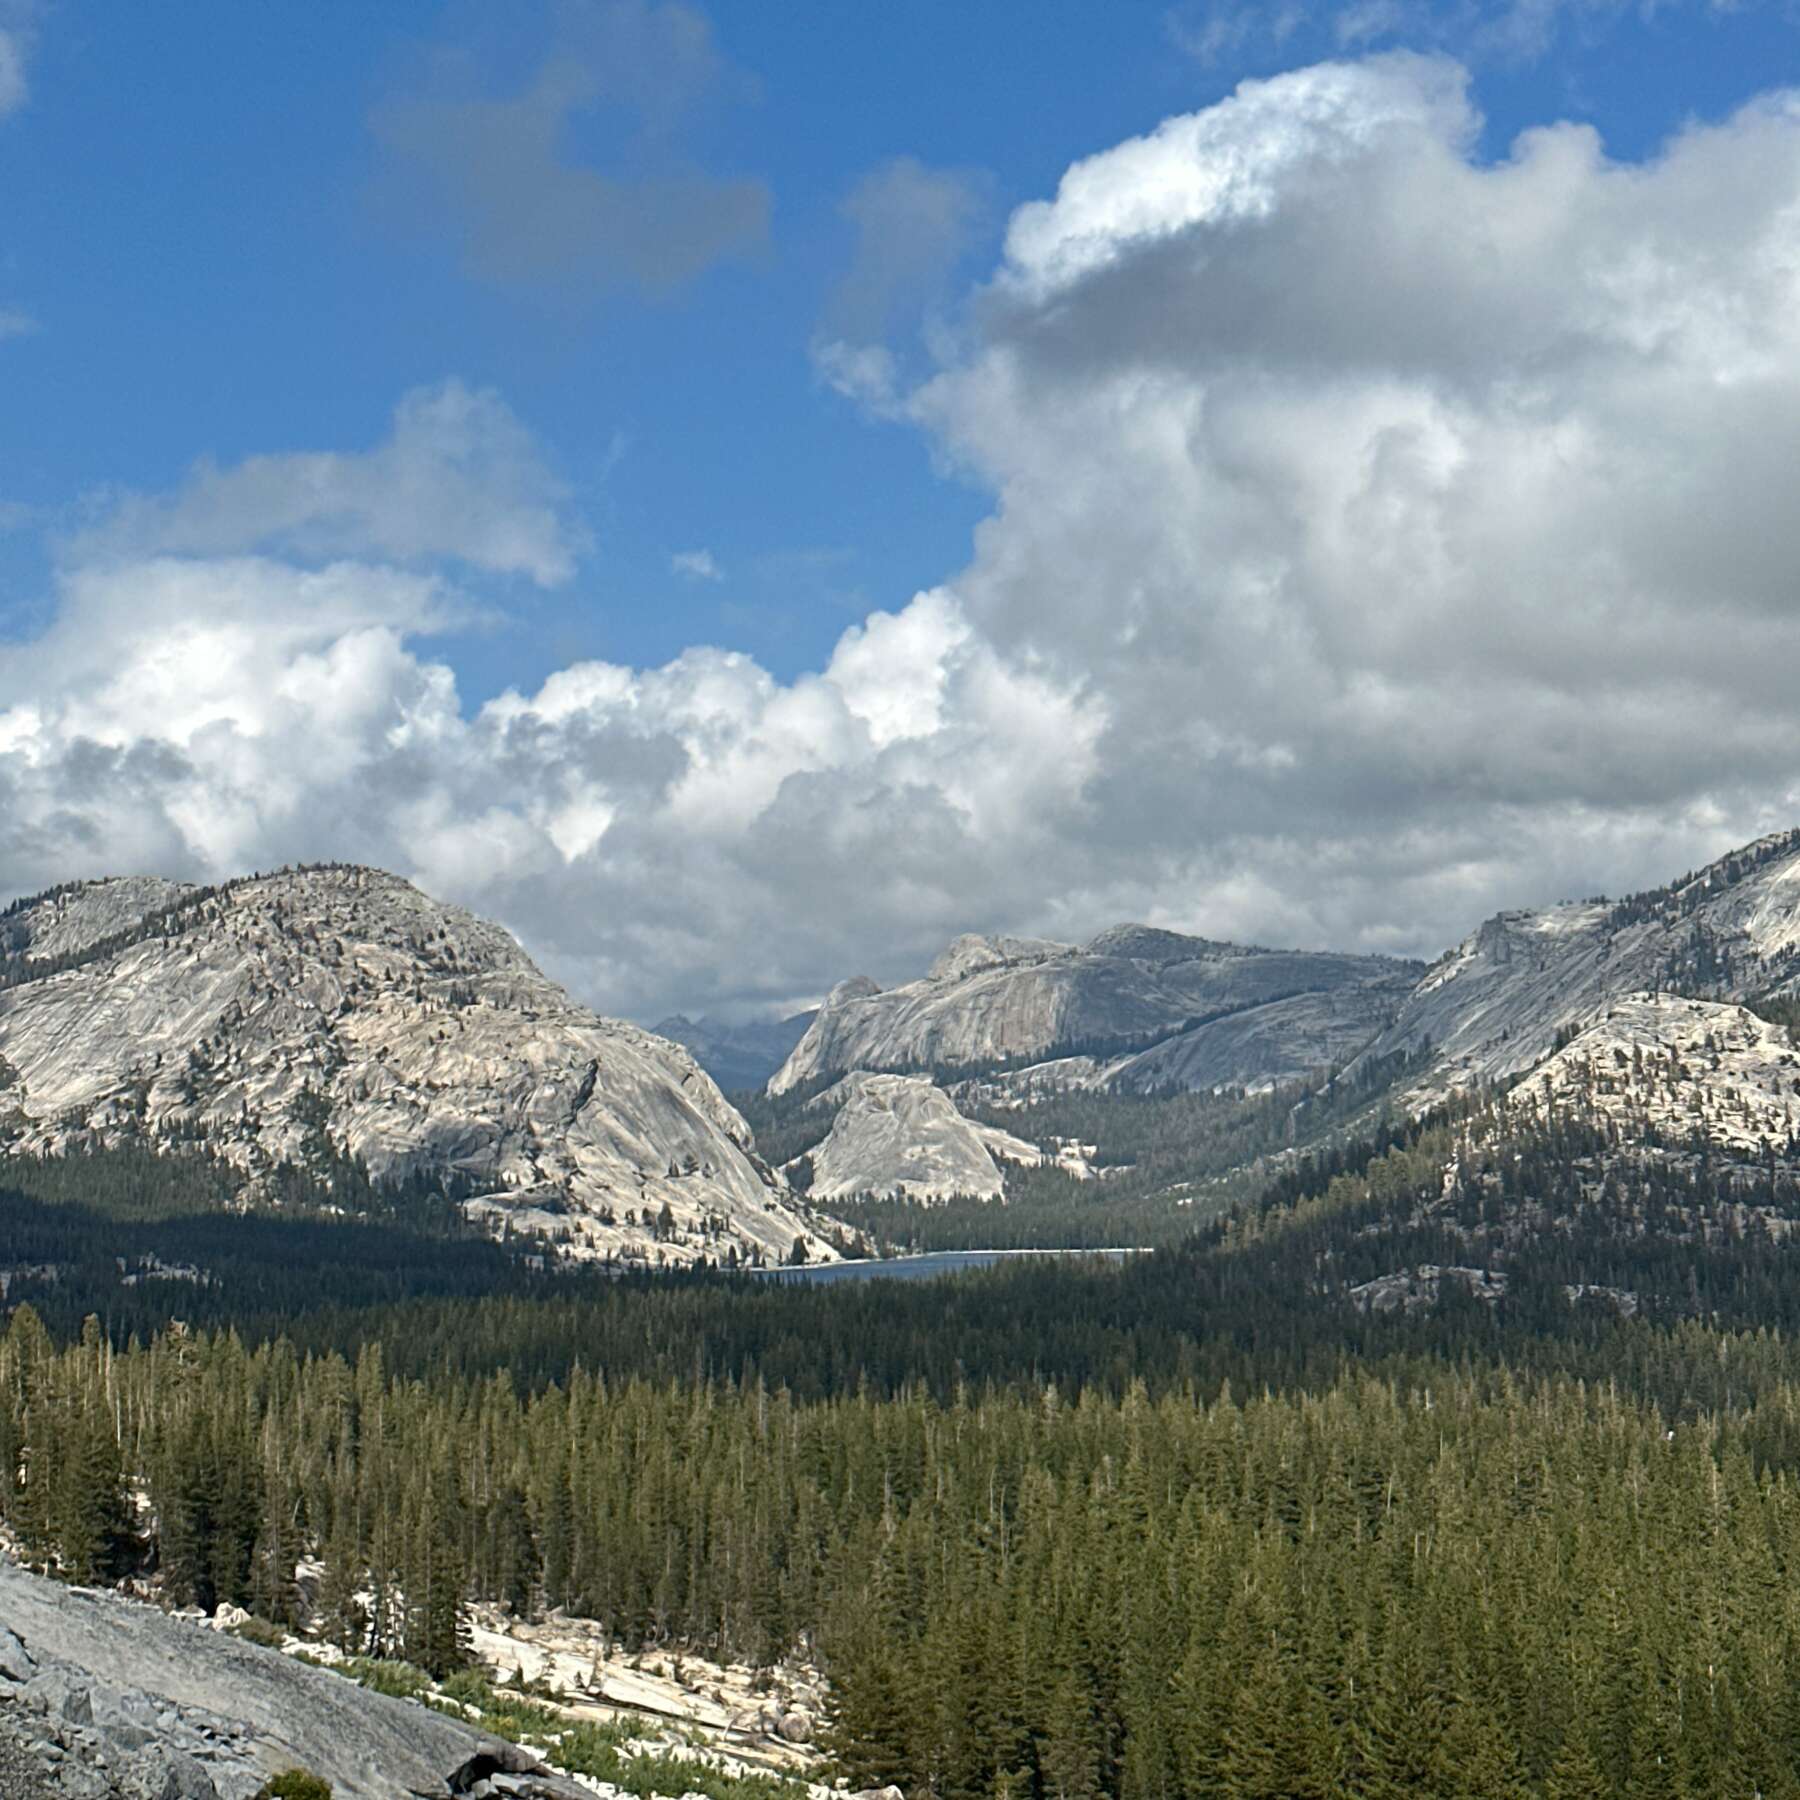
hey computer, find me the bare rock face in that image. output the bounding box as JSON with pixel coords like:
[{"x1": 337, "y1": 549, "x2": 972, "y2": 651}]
[
  {"x1": 1104, "y1": 981, "x2": 1418, "y2": 1094},
  {"x1": 0, "y1": 868, "x2": 835, "y2": 1268},
  {"x1": 772, "y1": 924, "x2": 1417, "y2": 1095},
  {"x1": 1521, "y1": 994, "x2": 1800, "y2": 1152},
  {"x1": 0, "y1": 877, "x2": 190, "y2": 963},
  {"x1": 1364, "y1": 830, "x2": 1800, "y2": 1103},
  {"x1": 0, "y1": 1558, "x2": 586, "y2": 1799},
  {"x1": 801, "y1": 1072, "x2": 1042, "y2": 1203}
]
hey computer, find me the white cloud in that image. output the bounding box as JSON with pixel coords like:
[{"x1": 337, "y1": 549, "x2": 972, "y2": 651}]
[
  {"x1": 0, "y1": 26, "x2": 27, "y2": 120},
  {"x1": 78, "y1": 382, "x2": 584, "y2": 586},
  {"x1": 0, "y1": 307, "x2": 35, "y2": 339},
  {"x1": 13, "y1": 58, "x2": 1800, "y2": 1023},
  {"x1": 1167, "y1": 0, "x2": 1750, "y2": 70},
  {"x1": 1166, "y1": 2, "x2": 1309, "y2": 63},
  {"x1": 811, "y1": 339, "x2": 902, "y2": 414},
  {"x1": 671, "y1": 548, "x2": 724, "y2": 581}
]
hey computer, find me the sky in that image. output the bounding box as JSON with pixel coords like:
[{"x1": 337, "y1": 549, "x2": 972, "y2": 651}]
[{"x1": 4, "y1": 0, "x2": 1800, "y2": 1022}]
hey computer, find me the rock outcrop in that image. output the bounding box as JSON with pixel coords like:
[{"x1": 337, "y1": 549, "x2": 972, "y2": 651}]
[
  {"x1": 0, "y1": 868, "x2": 836, "y2": 1268},
  {"x1": 801, "y1": 1073, "x2": 1042, "y2": 1202},
  {"x1": 771, "y1": 925, "x2": 1418, "y2": 1096},
  {"x1": 1519, "y1": 993, "x2": 1800, "y2": 1152},
  {"x1": 0, "y1": 1559, "x2": 591, "y2": 1799}
]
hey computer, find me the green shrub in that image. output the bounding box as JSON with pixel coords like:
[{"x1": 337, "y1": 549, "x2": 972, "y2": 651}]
[
  {"x1": 336, "y1": 1656, "x2": 431, "y2": 1700},
  {"x1": 437, "y1": 1666, "x2": 495, "y2": 1708},
  {"x1": 230, "y1": 1615, "x2": 287, "y2": 1648},
  {"x1": 550, "y1": 1724, "x2": 809, "y2": 1800},
  {"x1": 255, "y1": 1772, "x2": 332, "y2": 1800}
]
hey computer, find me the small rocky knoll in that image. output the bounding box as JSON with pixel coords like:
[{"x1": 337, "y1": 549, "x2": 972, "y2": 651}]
[
  {"x1": 1520, "y1": 994, "x2": 1800, "y2": 1153},
  {"x1": 799, "y1": 1073, "x2": 1042, "y2": 1202}
]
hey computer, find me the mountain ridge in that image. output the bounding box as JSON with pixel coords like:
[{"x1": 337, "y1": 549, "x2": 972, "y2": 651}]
[{"x1": 771, "y1": 921, "x2": 1422, "y2": 1096}]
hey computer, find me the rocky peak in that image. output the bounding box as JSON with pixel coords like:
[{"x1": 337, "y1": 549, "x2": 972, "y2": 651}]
[
  {"x1": 1082, "y1": 923, "x2": 1239, "y2": 964},
  {"x1": 927, "y1": 934, "x2": 1067, "y2": 984},
  {"x1": 1370, "y1": 828, "x2": 1800, "y2": 1103},
  {"x1": 0, "y1": 864, "x2": 838, "y2": 1268},
  {"x1": 772, "y1": 918, "x2": 1415, "y2": 1095},
  {"x1": 827, "y1": 975, "x2": 884, "y2": 1005}
]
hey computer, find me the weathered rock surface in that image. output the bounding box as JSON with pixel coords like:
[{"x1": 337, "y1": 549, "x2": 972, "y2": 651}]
[
  {"x1": 0, "y1": 1559, "x2": 588, "y2": 1799},
  {"x1": 653, "y1": 1010, "x2": 816, "y2": 1093},
  {"x1": 1104, "y1": 981, "x2": 1418, "y2": 1094},
  {"x1": 801, "y1": 1073, "x2": 1042, "y2": 1202},
  {"x1": 0, "y1": 868, "x2": 837, "y2": 1267},
  {"x1": 771, "y1": 925, "x2": 1418, "y2": 1095},
  {"x1": 0, "y1": 876, "x2": 190, "y2": 963},
  {"x1": 1520, "y1": 994, "x2": 1800, "y2": 1153},
  {"x1": 1362, "y1": 830, "x2": 1800, "y2": 1103}
]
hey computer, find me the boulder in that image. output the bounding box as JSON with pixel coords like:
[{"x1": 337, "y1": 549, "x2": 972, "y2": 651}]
[{"x1": 0, "y1": 1623, "x2": 34, "y2": 1682}]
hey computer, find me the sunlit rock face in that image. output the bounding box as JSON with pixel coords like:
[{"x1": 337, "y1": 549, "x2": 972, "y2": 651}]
[
  {"x1": 800, "y1": 1071, "x2": 1042, "y2": 1203},
  {"x1": 0, "y1": 867, "x2": 836, "y2": 1267},
  {"x1": 772, "y1": 924, "x2": 1418, "y2": 1095},
  {"x1": 1365, "y1": 830, "x2": 1800, "y2": 1104}
]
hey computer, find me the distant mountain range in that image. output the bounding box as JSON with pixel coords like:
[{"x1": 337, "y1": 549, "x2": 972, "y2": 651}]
[
  {"x1": 757, "y1": 830, "x2": 1800, "y2": 1205},
  {"x1": 775, "y1": 830, "x2": 1800, "y2": 1107},
  {"x1": 653, "y1": 1010, "x2": 815, "y2": 1093},
  {"x1": 16, "y1": 829, "x2": 1800, "y2": 1242}
]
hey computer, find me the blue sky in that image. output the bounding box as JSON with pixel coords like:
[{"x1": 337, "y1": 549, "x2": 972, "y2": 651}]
[
  {"x1": 7, "y1": 0, "x2": 1793, "y2": 693},
  {"x1": 4, "y1": 1, "x2": 1800, "y2": 1019}
]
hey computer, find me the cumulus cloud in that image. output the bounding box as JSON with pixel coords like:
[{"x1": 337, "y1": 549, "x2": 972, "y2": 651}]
[
  {"x1": 13, "y1": 56, "x2": 1800, "y2": 1021},
  {"x1": 904, "y1": 54, "x2": 1800, "y2": 950},
  {"x1": 0, "y1": 555, "x2": 1099, "y2": 1017},
  {"x1": 77, "y1": 382, "x2": 584, "y2": 586},
  {"x1": 671, "y1": 548, "x2": 724, "y2": 581},
  {"x1": 371, "y1": 0, "x2": 768, "y2": 299}
]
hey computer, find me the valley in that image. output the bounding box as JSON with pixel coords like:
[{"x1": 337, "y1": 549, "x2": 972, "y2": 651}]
[{"x1": 13, "y1": 832, "x2": 1800, "y2": 1795}]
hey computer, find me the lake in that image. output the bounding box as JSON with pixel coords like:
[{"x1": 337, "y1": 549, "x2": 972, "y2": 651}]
[{"x1": 754, "y1": 1247, "x2": 1143, "y2": 1285}]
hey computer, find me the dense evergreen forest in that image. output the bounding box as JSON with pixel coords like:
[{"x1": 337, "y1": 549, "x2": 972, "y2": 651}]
[
  {"x1": 19, "y1": 1091, "x2": 1800, "y2": 1792},
  {"x1": 18, "y1": 1300, "x2": 1800, "y2": 1796}
]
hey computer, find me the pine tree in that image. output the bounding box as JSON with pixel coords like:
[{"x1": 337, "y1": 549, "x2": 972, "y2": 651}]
[
  {"x1": 402, "y1": 1459, "x2": 467, "y2": 1677},
  {"x1": 1542, "y1": 1733, "x2": 1611, "y2": 1800}
]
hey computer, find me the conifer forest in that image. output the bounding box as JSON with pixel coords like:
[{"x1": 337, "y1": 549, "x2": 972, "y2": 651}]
[{"x1": 16, "y1": 1094, "x2": 1800, "y2": 1794}]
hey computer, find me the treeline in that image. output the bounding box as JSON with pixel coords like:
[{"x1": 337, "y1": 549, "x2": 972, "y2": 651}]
[
  {"x1": 0, "y1": 1147, "x2": 557, "y2": 1345},
  {"x1": 19, "y1": 1308, "x2": 1800, "y2": 1794},
  {"x1": 826, "y1": 1170, "x2": 1217, "y2": 1251}
]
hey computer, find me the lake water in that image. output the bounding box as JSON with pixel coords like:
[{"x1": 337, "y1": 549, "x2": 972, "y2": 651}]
[{"x1": 754, "y1": 1248, "x2": 1142, "y2": 1285}]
